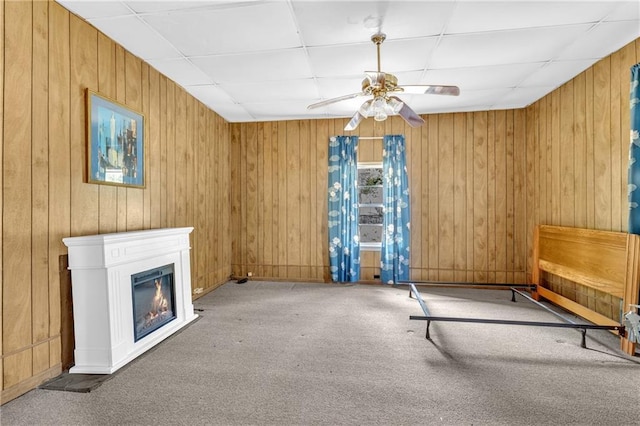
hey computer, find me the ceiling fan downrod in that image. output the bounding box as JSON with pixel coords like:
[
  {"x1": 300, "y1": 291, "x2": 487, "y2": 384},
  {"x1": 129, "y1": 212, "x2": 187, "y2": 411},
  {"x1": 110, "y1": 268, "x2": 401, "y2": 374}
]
[{"x1": 371, "y1": 33, "x2": 386, "y2": 73}]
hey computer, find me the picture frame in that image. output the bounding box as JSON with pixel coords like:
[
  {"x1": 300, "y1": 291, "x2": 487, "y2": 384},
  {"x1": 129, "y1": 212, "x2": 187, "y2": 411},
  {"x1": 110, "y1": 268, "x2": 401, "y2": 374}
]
[{"x1": 86, "y1": 89, "x2": 145, "y2": 188}]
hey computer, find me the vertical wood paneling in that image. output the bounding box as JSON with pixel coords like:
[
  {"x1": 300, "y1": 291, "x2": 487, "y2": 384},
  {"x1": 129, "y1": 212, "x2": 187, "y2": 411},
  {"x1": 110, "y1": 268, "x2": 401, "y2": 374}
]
[
  {"x1": 149, "y1": 69, "x2": 161, "y2": 229},
  {"x1": 428, "y1": 116, "x2": 439, "y2": 278},
  {"x1": 141, "y1": 63, "x2": 151, "y2": 230},
  {"x1": 453, "y1": 114, "x2": 467, "y2": 281},
  {"x1": 573, "y1": 72, "x2": 587, "y2": 228},
  {"x1": 2, "y1": 0, "x2": 232, "y2": 403},
  {"x1": 114, "y1": 45, "x2": 127, "y2": 232},
  {"x1": 438, "y1": 114, "x2": 454, "y2": 278},
  {"x1": 286, "y1": 122, "x2": 301, "y2": 278},
  {"x1": 3, "y1": 1, "x2": 33, "y2": 388},
  {"x1": 525, "y1": 39, "x2": 639, "y2": 318},
  {"x1": 610, "y1": 49, "x2": 621, "y2": 231},
  {"x1": 2, "y1": 1, "x2": 636, "y2": 402},
  {"x1": 48, "y1": 0, "x2": 70, "y2": 373},
  {"x1": 32, "y1": 0, "x2": 50, "y2": 375},
  {"x1": 473, "y1": 112, "x2": 488, "y2": 282},
  {"x1": 594, "y1": 58, "x2": 612, "y2": 230},
  {"x1": 0, "y1": 0, "x2": 5, "y2": 389},
  {"x1": 125, "y1": 52, "x2": 143, "y2": 230},
  {"x1": 299, "y1": 120, "x2": 311, "y2": 278},
  {"x1": 97, "y1": 34, "x2": 117, "y2": 234}
]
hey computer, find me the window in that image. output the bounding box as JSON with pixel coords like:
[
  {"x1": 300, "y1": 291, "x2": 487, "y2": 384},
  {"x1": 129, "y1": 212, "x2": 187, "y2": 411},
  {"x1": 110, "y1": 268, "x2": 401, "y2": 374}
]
[{"x1": 357, "y1": 162, "x2": 383, "y2": 250}]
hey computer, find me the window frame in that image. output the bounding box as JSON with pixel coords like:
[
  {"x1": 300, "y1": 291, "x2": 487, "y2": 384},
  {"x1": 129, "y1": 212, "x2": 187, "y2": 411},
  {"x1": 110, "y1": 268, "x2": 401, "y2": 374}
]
[{"x1": 357, "y1": 161, "x2": 383, "y2": 251}]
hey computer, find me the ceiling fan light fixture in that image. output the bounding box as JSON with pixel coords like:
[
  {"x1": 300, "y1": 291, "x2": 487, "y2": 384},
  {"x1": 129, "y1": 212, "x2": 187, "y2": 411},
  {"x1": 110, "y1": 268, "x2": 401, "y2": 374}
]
[
  {"x1": 308, "y1": 32, "x2": 459, "y2": 130},
  {"x1": 371, "y1": 96, "x2": 389, "y2": 121}
]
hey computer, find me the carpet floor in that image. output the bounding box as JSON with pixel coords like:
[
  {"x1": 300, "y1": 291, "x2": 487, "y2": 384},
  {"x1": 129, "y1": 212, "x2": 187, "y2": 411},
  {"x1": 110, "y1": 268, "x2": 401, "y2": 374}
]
[{"x1": 1, "y1": 281, "x2": 639, "y2": 425}]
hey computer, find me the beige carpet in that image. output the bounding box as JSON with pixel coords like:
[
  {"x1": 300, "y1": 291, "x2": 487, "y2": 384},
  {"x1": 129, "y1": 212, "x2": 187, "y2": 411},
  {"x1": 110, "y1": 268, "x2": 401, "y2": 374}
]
[{"x1": 2, "y1": 281, "x2": 639, "y2": 425}]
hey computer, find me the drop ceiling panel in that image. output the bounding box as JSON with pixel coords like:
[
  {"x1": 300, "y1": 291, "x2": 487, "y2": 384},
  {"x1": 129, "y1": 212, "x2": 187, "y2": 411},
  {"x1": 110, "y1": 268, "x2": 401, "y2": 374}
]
[
  {"x1": 87, "y1": 15, "x2": 182, "y2": 60},
  {"x1": 422, "y1": 63, "x2": 546, "y2": 90},
  {"x1": 125, "y1": 1, "x2": 237, "y2": 14},
  {"x1": 57, "y1": 0, "x2": 133, "y2": 19},
  {"x1": 446, "y1": 1, "x2": 619, "y2": 34},
  {"x1": 184, "y1": 85, "x2": 237, "y2": 105},
  {"x1": 243, "y1": 100, "x2": 324, "y2": 120},
  {"x1": 191, "y1": 48, "x2": 313, "y2": 84},
  {"x1": 557, "y1": 20, "x2": 640, "y2": 60},
  {"x1": 499, "y1": 86, "x2": 558, "y2": 107},
  {"x1": 308, "y1": 37, "x2": 438, "y2": 77},
  {"x1": 519, "y1": 59, "x2": 596, "y2": 88},
  {"x1": 605, "y1": 1, "x2": 640, "y2": 21},
  {"x1": 142, "y1": 2, "x2": 301, "y2": 56},
  {"x1": 294, "y1": 1, "x2": 455, "y2": 46},
  {"x1": 147, "y1": 58, "x2": 213, "y2": 86},
  {"x1": 430, "y1": 24, "x2": 593, "y2": 69},
  {"x1": 220, "y1": 79, "x2": 318, "y2": 103},
  {"x1": 54, "y1": 0, "x2": 640, "y2": 123}
]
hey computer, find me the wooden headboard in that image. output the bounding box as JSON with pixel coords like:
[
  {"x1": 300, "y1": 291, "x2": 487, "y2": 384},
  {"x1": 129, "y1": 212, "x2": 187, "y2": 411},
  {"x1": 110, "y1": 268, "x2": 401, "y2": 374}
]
[{"x1": 532, "y1": 225, "x2": 639, "y2": 355}]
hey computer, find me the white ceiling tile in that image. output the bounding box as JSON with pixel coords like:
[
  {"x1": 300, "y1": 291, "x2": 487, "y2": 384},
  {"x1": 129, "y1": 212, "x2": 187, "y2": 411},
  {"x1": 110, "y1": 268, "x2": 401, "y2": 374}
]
[
  {"x1": 293, "y1": 1, "x2": 455, "y2": 46},
  {"x1": 430, "y1": 24, "x2": 593, "y2": 69},
  {"x1": 185, "y1": 85, "x2": 237, "y2": 105},
  {"x1": 605, "y1": 1, "x2": 640, "y2": 21},
  {"x1": 125, "y1": 1, "x2": 233, "y2": 14},
  {"x1": 206, "y1": 103, "x2": 254, "y2": 122},
  {"x1": 220, "y1": 79, "x2": 319, "y2": 103},
  {"x1": 56, "y1": 0, "x2": 133, "y2": 19},
  {"x1": 308, "y1": 37, "x2": 438, "y2": 77},
  {"x1": 422, "y1": 63, "x2": 546, "y2": 90},
  {"x1": 408, "y1": 88, "x2": 513, "y2": 111},
  {"x1": 498, "y1": 86, "x2": 557, "y2": 108},
  {"x1": 141, "y1": 2, "x2": 301, "y2": 56},
  {"x1": 558, "y1": 20, "x2": 640, "y2": 60},
  {"x1": 148, "y1": 58, "x2": 213, "y2": 87},
  {"x1": 88, "y1": 15, "x2": 182, "y2": 60},
  {"x1": 191, "y1": 49, "x2": 312, "y2": 84},
  {"x1": 55, "y1": 0, "x2": 640, "y2": 123},
  {"x1": 243, "y1": 100, "x2": 322, "y2": 120},
  {"x1": 316, "y1": 77, "x2": 368, "y2": 100},
  {"x1": 446, "y1": 1, "x2": 619, "y2": 34},
  {"x1": 519, "y1": 59, "x2": 595, "y2": 88}
]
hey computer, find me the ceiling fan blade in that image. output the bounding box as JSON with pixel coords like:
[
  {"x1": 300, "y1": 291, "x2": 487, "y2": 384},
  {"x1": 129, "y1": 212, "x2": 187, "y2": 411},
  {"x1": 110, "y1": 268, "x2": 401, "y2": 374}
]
[
  {"x1": 398, "y1": 85, "x2": 460, "y2": 96},
  {"x1": 307, "y1": 92, "x2": 363, "y2": 110},
  {"x1": 388, "y1": 96, "x2": 425, "y2": 128},
  {"x1": 344, "y1": 100, "x2": 373, "y2": 131}
]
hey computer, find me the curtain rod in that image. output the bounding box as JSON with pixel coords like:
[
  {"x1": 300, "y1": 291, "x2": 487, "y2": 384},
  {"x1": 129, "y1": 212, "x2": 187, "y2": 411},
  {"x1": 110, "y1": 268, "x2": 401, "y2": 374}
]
[{"x1": 358, "y1": 136, "x2": 384, "y2": 140}]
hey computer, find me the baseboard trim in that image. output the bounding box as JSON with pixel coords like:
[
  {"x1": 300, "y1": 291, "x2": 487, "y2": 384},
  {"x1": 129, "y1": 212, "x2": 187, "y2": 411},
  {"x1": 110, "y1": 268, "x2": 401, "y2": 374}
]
[{"x1": 1, "y1": 364, "x2": 62, "y2": 405}]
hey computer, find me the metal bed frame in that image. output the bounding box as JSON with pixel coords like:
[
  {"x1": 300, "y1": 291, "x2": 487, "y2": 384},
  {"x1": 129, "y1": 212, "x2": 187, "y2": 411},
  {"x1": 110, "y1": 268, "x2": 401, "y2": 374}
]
[{"x1": 398, "y1": 280, "x2": 626, "y2": 349}]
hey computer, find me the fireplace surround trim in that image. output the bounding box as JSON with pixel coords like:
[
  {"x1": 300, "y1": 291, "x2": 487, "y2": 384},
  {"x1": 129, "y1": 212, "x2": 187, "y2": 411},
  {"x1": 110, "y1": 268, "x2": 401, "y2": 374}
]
[{"x1": 63, "y1": 227, "x2": 197, "y2": 374}]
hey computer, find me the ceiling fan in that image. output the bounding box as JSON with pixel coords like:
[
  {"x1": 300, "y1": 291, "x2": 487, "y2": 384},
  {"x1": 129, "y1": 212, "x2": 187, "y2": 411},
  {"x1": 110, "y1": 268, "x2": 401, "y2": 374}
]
[{"x1": 307, "y1": 33, "x2": 460, "y2": 131}]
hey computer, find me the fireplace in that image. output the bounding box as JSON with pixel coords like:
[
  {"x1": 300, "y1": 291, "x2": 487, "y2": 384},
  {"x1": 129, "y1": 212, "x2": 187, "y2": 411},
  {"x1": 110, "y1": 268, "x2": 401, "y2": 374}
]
[
  {"x1": 131, "y1": 264, "x2": 176, "y2": 342},
  {"x1": 63, "y1": 227, "x2": 197, "y2": 374}
]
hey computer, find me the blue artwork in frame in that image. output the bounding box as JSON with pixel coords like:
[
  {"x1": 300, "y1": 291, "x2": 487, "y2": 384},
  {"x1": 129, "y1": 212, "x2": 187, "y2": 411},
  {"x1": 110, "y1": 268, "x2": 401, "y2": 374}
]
[{"x1": 87, "y1": 89, "x2": 145, "y2": 188}]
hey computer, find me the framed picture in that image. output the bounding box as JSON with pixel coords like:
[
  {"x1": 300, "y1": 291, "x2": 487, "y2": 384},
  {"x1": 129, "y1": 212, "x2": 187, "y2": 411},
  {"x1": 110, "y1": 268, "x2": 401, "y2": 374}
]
[{"x1": 86, "y1": 89, "x2": 145, "y2": 188}]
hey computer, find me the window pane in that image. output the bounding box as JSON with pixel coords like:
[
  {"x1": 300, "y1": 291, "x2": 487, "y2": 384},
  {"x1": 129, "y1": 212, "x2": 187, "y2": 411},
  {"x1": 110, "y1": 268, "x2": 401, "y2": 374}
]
[
  {"x1": 359, "y1": 186, "x2": 383, "y2": 204},
  {"x1": 359, "y1": 224, "x2": 382, "y2": 243},
  {"x1": 358, "y1": 168, "x2": 383, "y2": 186},
  {"x1": 359, "y1": 206, "x2": 383, "y2": 225}
]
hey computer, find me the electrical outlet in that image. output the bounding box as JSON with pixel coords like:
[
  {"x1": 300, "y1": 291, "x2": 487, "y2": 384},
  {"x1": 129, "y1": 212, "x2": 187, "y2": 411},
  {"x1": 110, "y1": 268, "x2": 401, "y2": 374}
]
[
  {"x1": 193, "y1": 287, "x2": 203, "y2": 294},
  {"x1": 247, "y1": 272, "x2": 253, "y2": 277}
]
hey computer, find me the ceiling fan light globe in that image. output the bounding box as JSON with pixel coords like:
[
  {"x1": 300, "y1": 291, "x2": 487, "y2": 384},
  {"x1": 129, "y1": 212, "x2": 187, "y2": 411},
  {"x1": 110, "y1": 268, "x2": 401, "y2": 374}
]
[{"x1": 374, "y1": 110, "x2": 388, "y2": 122}]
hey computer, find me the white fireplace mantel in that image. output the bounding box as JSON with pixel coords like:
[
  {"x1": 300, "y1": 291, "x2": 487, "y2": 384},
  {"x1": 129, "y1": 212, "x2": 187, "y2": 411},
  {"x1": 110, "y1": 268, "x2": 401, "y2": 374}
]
[{"x1": 63, "y1": 227, "x2": 198, "y2": 374}]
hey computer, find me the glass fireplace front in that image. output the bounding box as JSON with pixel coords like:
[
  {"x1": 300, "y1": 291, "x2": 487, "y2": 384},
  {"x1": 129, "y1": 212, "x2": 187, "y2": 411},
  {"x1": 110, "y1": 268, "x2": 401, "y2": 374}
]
[{"x1": 131, "y1": 264, "x2": 176, "y2": 342}]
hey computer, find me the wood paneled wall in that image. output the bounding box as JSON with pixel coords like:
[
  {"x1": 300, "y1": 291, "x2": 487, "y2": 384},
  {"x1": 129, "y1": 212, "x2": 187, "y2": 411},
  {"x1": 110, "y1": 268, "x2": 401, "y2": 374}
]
[
  {"x1": 524, "y1": 38, "x2": 640, "y2": 318},
  {"x1": 230, "y1": 37, "x2": 640, "y2": 289},
  {"x1": 1, "y1": 1, "x2": 232, "y2": 404},
  {"x1": 2, "y1": 0, "x2": 638, "y2": 407},
  {"x1": 231, "y1": 109, "x2": 529, "y2": 283}
]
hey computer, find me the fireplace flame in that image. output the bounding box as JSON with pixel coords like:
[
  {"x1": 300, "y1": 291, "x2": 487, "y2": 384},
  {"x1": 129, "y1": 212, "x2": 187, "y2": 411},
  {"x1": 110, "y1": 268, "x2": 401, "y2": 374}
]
[{"x1": 145, "y1": 278, "x2": 169, "y2": 326}]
